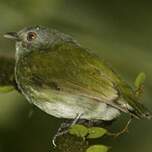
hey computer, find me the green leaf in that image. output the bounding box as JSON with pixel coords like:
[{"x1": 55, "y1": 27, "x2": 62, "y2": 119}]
[
  {"x1": 86, "y1": 145, "x2": 109, "y2": 152},
  {"x1": 134, "y1": 72, "x2": 146, "y2": 88},
  {"x1": 69, "y1": 124, "x2": 88, "y2": 138},
  {"x1": 0, "y1": 86, "x2": 14, "y2": 93},
  {"x1": 87, "y1": 127, "x2": 107, "y2": 139}
]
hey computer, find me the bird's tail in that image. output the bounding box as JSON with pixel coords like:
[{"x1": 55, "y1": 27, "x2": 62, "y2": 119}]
[
  {"x1": 118, "y1": 81, "x2": 152, "y2": 119},
  {"x1": 126, "y1": 96, "x2": 152, "y2": 119}
]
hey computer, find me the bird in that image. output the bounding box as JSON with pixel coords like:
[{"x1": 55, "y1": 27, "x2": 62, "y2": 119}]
[{"x1": 4, "y1": 25, "x2": 151, "y2": 127}]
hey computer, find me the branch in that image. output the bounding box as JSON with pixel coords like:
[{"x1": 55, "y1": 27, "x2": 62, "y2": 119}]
[{"x1": 53, "y1": 133, "x2": 89, "y2": 152}]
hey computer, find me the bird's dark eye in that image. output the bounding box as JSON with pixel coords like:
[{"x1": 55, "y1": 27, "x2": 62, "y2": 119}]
[{"x1": 27, "y1": 32, "x2": 37, "y2": 41}]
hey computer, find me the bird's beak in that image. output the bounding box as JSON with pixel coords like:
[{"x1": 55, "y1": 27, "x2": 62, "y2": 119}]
[{"x1": 4, "y1": 32, "x2": 20, "y2": 41}]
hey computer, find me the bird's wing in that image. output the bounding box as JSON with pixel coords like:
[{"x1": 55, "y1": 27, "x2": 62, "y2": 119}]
[
  {"x1": 30, "y1": 41, "x2": 151, "y2": 119},
  {"x1": 29, "y1": 41, "x2": 131, "y2": 114}
]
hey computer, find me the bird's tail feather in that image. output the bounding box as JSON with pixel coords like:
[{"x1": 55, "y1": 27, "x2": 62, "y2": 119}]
[{"x1": 126, "y1": 97, "x2": 152, "y2": 119}]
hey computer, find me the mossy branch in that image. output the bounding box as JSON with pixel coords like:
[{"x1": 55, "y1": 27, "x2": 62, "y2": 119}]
[
  {"x1": 53, "y1": 124, "x2": 109, "y2": 152},
  {"x1": 53, "y1": 133, "x2": 89, "y2": 152}
]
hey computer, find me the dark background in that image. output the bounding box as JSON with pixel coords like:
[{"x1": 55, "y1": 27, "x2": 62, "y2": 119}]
[{"x1": 0, "y1": 0, "x2": 152, "y2": 152}]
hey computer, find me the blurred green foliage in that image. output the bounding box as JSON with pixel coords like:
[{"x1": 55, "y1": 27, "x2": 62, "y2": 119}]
[
  {"x1": 69, "y1": 125, "x2": 107, "y2": 139},
  {"x1": 86, "y1": 145, "x2": 108, "y2": 152},
  {"x1": 134, "y1": 72, "x2": 146, "y2": 89},
  {"x1": 69, "y1": 124, "x2": 88, "y2": 139},
  {"x1": 87, "y1": 127, "x2": 107, "y2": 139},
  {"x1": 0, "y1": 0, "x2": 152, "y2": 152}
]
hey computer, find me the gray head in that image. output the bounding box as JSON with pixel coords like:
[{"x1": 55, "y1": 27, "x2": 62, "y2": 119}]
[{"x1": 4, "y1": 25, "x2": 58, "y2": 53}]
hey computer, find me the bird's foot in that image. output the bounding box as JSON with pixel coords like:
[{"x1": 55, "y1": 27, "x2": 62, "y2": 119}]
[
  {"x1": 52, "y1": 122, "x2": 69, "y2": 147},
  {"x1": 52, "y1": 113, "x2": 83, "y2": 147}
]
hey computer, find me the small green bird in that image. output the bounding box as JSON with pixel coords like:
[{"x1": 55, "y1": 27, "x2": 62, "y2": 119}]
[{"x1": 4, "y1": 25, "x2": 151, "y2": 122}]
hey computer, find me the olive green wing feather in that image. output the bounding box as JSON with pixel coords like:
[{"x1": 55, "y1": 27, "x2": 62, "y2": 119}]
[{"x1": 30, "y1": 41, "x2": 151, "y2": 119}]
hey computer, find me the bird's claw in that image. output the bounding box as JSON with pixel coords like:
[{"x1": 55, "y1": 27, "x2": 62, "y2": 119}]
[
  {"x1": 52, "y1": 130, "x2": 69, "y2": 147},
  {"x1": 52, "y1": 113, "x2": 83, "y2": 147}
]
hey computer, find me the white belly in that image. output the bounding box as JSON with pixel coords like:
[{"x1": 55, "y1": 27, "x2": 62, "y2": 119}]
[
  {"x1": 19, "y1": 85, "x2": 120, "y2": 121},
  {"x1": 30, "y1": 90, "x2": 120, "y2": 121}
]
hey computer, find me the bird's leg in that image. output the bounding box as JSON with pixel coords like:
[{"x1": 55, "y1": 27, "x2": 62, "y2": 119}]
[
  {"x1": 107, "y1": 117, "x2": 132, "y2": 137},
  {"x1": 52, "y1": 122, "x2": 69, "y2": 147},
  {"x1": 52, "y1": 113, "x2": 83, "y2": 147}
]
